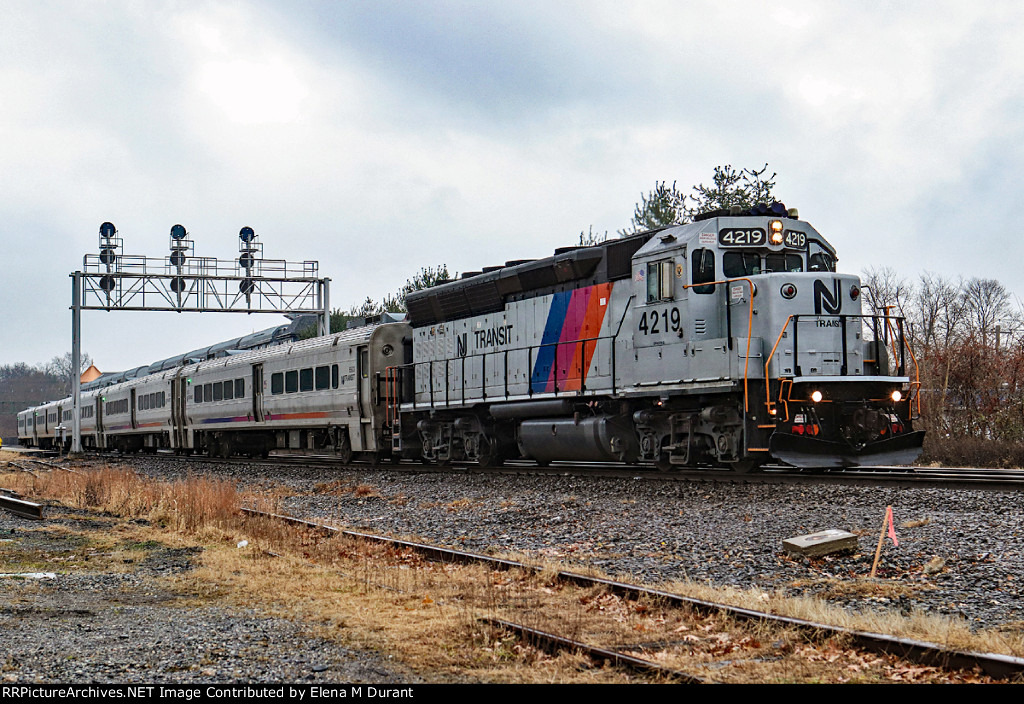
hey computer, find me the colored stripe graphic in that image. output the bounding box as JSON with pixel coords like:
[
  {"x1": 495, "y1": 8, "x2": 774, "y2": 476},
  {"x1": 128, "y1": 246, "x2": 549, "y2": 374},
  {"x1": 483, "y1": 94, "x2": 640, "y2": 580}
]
[
  {"x1": 563, "y1": 282, "x2": 612, "y2": 391},
  {"x1": 531, "y1": 283, "x2": 614, "y2": 393},
  {"x1": 554, "y1": 286, "x2": 592, "y2": 390},
  {"x1": 530, "y1": 290, "x2": 573, "y2": 393}
]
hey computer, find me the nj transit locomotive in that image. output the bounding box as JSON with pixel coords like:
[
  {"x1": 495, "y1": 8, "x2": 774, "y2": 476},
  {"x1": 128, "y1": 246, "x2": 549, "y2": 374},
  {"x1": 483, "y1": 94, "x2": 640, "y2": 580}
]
[{"x1": 18, "y1": 204, "x2": 923, "y2": 470}]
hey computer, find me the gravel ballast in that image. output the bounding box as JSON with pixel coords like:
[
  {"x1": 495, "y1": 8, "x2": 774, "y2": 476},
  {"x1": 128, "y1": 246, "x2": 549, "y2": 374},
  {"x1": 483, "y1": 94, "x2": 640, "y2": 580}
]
[
  {"x1": 132, "y1": 459, "x2": 1024, "y2": 630},
  {"x1": 0, "y1": 505, "x2": 418, "y2": 684},
  {"x1": 3, "y1": 457, "x2": 1022, "y2": 683}
]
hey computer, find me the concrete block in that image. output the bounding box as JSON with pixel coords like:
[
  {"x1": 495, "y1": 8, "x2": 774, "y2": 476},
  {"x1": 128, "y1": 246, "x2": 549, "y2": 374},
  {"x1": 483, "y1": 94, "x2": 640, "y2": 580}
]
[{"x1": 783, "y1": 529, "x2": 858, "y2": 557}]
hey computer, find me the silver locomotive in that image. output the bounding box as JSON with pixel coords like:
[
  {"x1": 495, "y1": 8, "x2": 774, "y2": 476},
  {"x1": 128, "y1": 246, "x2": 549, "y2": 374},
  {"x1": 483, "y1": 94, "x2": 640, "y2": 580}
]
[{"x1": 393, "y1": 204, "x2": 923, "y2": 470}]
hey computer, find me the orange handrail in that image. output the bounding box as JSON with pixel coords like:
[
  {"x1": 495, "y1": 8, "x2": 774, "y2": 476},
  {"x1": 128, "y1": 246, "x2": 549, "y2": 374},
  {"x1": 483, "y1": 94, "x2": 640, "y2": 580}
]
[
  {"x1": 681, "y1": 277, "x2": 756, "y2": 411},
  {"x1": 883, "y1": 306, "x2": 922, "y2": 416},
  {"x1": 763, "y1": 314, "x2": 795, "y2": 416}
]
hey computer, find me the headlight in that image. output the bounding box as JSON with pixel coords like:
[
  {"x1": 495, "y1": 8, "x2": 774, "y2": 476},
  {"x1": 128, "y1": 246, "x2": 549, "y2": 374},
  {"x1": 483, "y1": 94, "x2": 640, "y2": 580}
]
[
  {"x1": 810, "y1": 390, "x2": 823, "y2": 403},
  {"x1": 891, "y1": 390, "x2": 902, "y2": 403},
  {"x1": 770, "y1": 220, "x2": 785, "y2": 245}
]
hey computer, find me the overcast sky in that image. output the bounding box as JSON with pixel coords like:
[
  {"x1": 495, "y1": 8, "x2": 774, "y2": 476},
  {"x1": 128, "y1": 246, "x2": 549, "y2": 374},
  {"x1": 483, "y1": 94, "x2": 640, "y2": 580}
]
[{"x1": 3, "y1": 1, "x2": 1024, "y2": 372}]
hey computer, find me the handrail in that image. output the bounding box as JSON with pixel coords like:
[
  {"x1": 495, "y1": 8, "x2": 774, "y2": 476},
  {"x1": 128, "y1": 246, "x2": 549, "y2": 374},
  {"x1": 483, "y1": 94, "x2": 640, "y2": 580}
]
[
  {"x1": 763, "y1": 315, "x2": 795, "y2": 415},
  {"x1": 762, "y1": 312, "x2": 922, "y2": 416},
  {"x1": 396, "y1": 332, "x2": 616, "y2": 408},
  {"x1": 681, "y1": 277, "x2": 756, "y2": 412},
  {"x1": 884, "y1": 306, "x2": 922, "y2": 417}
]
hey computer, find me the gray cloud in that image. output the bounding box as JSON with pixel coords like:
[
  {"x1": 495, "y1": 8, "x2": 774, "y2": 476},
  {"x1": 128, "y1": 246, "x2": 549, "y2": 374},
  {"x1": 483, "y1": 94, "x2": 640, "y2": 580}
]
[{"x1": 3, "y1": 1, "x2": 1024, "y2": 371}]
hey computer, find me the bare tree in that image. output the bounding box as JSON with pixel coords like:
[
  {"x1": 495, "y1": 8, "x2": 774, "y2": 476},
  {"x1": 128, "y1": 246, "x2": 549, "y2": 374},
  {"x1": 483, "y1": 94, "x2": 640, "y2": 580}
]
[
  {"x1": 913, "y1": 272, "x2": 965, "y2": 351},
  {"x1": 961, "y1": 278, "x2": 1013, "y2": 348},
  {"x1": 860, "y1": 266, "x2": 912, "y2": 319},
  {"x1": 45, "y1": 351, "x2": 94, "y2": 395}
]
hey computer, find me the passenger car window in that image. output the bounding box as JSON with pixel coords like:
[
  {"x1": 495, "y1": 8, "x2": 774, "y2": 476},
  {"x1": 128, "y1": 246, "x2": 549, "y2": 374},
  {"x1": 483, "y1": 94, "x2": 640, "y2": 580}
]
[
  {"x1": 300, "y1": 368, "x2": 314, "y2": 392},
  {"x1": 285, "y1": 370, "x2": 298, "y2": 393},
  {"x1": 315, "y1": 366, "x2": 330, "y2": 390},
  {"x1": 271, "y1": 373, "x2": 284, "y2": 395}
]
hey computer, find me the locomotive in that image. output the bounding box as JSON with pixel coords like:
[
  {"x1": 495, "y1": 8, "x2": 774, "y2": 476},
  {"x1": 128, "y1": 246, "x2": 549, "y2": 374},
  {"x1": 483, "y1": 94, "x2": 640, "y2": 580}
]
[
  {"x1": 18, "y1": 204, "x2": 924, "y2": 470},
  {"x1": 394, "y1": 203, "x2": 923, "y2": 471}
]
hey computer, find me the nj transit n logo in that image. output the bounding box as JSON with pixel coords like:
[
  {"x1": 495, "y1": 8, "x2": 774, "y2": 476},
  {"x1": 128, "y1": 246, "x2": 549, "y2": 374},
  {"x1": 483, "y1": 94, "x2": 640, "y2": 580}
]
[{"x1": 813, "y1": 279, "x2": 841, "y2": 315}]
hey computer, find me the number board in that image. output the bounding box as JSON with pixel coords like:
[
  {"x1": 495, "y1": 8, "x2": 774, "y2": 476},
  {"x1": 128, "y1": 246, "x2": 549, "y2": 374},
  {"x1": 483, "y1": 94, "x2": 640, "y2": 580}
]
[
  {"x1": 718, "y1": 228, "x2": 808, "y2": 249},
  {"x1": 783, "y1": 230, "x2": 807, "y2": 248},
  {"x1": 718, "y1": 228, "x2": 765, "y2": 247}
]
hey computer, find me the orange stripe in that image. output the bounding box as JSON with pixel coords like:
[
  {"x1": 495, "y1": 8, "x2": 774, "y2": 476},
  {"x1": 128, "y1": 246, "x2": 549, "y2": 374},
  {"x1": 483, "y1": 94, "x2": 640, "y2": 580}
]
[
  {"x1": 563, "y1": 282, "x2": 612, "y2": 391},
  {"x1": 272, "y1": 411, "x2": 331, "y2": 421},
  {"x1": 577, "y1": 282, "x2": 613, "y2": 388}
]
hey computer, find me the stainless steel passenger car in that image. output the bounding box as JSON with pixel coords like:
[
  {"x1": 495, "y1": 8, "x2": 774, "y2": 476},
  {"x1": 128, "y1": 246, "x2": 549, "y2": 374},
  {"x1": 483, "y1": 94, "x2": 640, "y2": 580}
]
[
  {"x1": 17, "y1": 322, "x2": 410, "y2": 461},
  {"x1": 175, "y1": 323, "x2": 408, "y2": 460}
]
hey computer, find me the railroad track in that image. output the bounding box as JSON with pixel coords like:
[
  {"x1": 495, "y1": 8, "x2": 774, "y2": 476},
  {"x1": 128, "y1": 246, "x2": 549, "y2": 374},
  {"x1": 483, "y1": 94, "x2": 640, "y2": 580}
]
[
  {"x1": 241, "y1": 506, "x2": 1024, "y2": 681},
  {"x1": 79, "y1": 449, "x2": 1024, "y2": 491}
]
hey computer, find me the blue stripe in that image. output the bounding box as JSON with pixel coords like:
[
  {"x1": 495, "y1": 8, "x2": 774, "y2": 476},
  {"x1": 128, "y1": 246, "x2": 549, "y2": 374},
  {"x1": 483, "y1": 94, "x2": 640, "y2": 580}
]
[{"x1": 531, "y1": 291, "x2": 572, "y2": 393}]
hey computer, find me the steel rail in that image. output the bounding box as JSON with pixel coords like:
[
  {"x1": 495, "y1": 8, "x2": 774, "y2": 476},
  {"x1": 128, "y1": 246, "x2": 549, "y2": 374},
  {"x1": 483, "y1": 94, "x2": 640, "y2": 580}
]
[
  {"x1": 478, "y1": 617, "x2": 706, "y2": 683},
  {"x1": 0, "y1": 493, "x2": 44, "y2": 520},
  {"x1": 241, "y1": 506, "x2": 1024, "y2": 680},
  {"x1": 107, "y1": 450, "x2": 1024, "y2": 491}
]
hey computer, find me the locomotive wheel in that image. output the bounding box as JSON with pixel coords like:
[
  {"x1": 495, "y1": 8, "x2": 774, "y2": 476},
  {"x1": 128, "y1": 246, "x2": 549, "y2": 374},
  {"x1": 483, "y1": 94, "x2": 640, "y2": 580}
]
[
  {"x1": 655, "y1": 453, "x2": 674, "y2": 472},
  {"x1": 729, "y1": 460, "x2": 762, "y2": 474},
  {"x1": 476, "y1": 436, "x2": 504, "y2": 468}
]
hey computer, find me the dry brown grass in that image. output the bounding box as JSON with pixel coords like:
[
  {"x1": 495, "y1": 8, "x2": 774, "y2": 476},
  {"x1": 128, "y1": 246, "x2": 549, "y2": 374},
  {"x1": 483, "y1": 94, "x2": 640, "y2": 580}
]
[
  {"x1": 1, "y1": 464, "x2": 1018, "y2": 683},
  {"x1": 2, "y1": 466, "x2": 236, "y2": 533},
  {"x1": 657, "y1": 578, "x2": 1024, "y2": 660}
]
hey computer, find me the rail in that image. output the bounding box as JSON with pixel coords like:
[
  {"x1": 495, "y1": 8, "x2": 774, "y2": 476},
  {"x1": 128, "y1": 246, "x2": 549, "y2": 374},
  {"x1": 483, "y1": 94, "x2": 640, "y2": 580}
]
[{"x1": 242, "y1": 507, "x2": 1024, "y2": 681}]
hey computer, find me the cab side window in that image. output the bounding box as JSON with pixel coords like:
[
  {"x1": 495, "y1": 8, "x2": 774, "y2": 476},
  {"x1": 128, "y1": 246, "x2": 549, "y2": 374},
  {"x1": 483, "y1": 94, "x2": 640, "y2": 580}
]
[
  {"x1": 691, "y1": 249, "x2": 716, "y2": 294},
  {"x1": 646, "y1": 260, "x2": 675, "y2": 302}
]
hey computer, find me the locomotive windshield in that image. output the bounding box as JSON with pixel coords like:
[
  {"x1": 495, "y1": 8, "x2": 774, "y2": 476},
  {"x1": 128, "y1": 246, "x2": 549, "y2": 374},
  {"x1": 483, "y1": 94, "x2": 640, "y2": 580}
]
[
  {"x1": 723, "y1": 251, "x2": 761, "y2": 277},
  {"x1": 722, "y1": 250, "x2": 803, "y2": 277},
  {"x1": 764, "y1": 252, "x2": 803, "y2": 273},
  {"x1": 809, "y1": 250, "x2": 836, "y2": 271}
]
